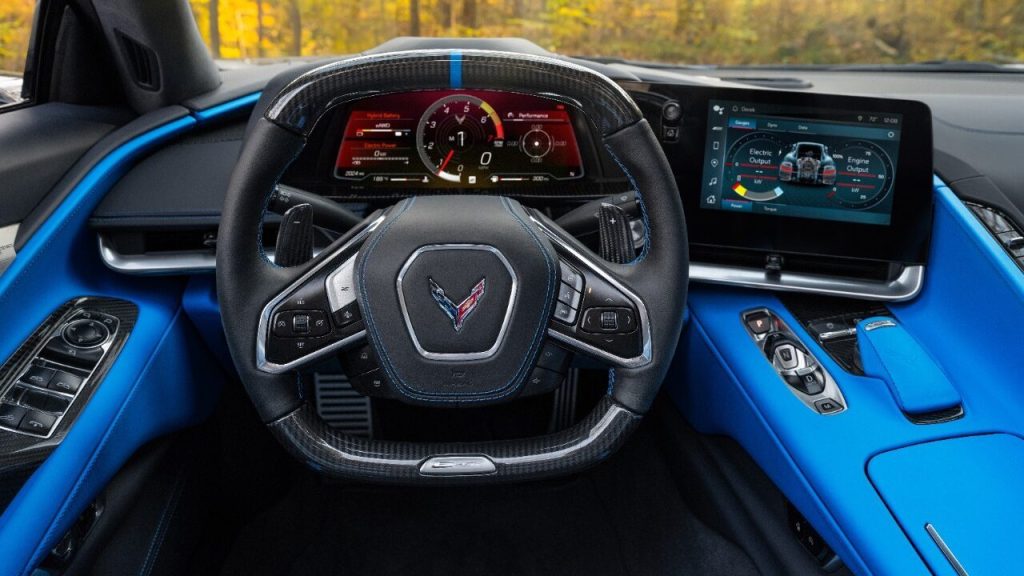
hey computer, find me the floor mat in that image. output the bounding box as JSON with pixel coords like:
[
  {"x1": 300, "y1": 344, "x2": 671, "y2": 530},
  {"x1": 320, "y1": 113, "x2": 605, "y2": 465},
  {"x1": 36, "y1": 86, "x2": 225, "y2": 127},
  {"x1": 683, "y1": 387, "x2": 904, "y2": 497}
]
[{"x1": 216, "y1": 425, "x2": 759, "y2": 576}]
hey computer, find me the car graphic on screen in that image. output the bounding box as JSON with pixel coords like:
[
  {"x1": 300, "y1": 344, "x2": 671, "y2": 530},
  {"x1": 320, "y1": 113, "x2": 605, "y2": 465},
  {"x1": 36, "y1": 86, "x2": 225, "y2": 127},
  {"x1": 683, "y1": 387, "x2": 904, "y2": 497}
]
[{"x1": 779, "y1": 142, "x2": 837, "y2": 185}]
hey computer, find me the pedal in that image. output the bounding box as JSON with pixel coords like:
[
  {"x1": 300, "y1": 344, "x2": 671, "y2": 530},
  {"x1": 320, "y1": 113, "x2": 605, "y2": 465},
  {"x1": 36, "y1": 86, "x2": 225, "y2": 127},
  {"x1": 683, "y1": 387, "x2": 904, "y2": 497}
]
[
  {"x1": 313, "y1": 372, "x2": 372, "y2": 437},
  {"x1": 548, "y1": 369, "x2": 579, "y2": 431}
]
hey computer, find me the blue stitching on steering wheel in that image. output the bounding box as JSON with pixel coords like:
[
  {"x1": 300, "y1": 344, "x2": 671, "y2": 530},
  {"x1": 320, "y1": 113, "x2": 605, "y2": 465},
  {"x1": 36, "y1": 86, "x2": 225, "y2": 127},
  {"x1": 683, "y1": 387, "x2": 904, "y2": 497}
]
[{"x1": 603, "y1": 143, "x2": 651, "y2": 265}]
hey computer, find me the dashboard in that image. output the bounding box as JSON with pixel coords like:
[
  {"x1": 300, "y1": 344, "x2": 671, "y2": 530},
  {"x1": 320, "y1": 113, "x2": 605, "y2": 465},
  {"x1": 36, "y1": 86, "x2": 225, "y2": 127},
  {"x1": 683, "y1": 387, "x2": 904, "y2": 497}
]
[{"x1": 97, "y1": 68, "x2": 941, "y2": 296}]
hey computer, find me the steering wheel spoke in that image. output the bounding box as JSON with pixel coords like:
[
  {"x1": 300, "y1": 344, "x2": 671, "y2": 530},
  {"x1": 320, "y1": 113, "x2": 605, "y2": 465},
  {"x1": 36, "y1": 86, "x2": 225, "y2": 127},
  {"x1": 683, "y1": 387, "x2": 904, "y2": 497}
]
[
  {"x1": 257, "y1": 212, "x2": 385, "y2": 373},
  {"x1": 532, "y1": 215, "x2": 652, "y2": 369}
]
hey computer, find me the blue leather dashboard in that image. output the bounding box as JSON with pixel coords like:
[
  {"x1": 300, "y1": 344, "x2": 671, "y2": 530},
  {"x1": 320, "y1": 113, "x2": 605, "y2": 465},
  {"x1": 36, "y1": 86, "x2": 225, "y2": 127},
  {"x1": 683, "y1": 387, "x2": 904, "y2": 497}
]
[
  {"x1": 670, "y1": 177, "x2": 1024, "y2": 575},
  {"x1": 0, "y1": 97, "x2": 258, "y2": 576}
]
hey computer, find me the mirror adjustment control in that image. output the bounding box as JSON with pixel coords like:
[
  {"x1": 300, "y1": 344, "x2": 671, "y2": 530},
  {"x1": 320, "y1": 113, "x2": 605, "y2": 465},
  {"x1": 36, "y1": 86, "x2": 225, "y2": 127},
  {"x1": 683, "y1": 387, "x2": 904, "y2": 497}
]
[
  {"x1": 62, "y1": 319, "x2": 110, "y2": 348},
  {"x1": 743, "y1": 308, "x2": 846, "y2": 415}
]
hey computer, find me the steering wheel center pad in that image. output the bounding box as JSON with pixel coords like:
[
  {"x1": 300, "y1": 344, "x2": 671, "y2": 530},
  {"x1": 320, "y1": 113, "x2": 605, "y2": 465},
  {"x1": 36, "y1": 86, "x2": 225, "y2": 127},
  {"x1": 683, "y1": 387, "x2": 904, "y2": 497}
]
[{"x1": 356, "y1": 195, "x2": 558, "y2": 404}]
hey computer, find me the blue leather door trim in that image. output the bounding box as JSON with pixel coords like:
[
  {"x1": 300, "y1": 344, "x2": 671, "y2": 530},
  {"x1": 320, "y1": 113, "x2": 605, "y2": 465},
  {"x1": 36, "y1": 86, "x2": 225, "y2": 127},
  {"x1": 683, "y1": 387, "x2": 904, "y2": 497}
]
[
  {"x1": 669, "y1": 177, "x2": 1024, "y2": 575},
  {"x1": 0, "y1": 95, "x2": 258, "y2": 576},
  {"x1": 0, "y1": 307, "x2": 223, "y2": 575}
]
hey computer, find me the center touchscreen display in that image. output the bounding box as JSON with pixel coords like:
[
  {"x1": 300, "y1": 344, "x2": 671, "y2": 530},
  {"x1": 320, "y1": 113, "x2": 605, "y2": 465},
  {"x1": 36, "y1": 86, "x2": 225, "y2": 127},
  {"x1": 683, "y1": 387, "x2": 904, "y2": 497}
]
[{"x1": 700, "y1": 100, "x2": 902, "y2": 226}]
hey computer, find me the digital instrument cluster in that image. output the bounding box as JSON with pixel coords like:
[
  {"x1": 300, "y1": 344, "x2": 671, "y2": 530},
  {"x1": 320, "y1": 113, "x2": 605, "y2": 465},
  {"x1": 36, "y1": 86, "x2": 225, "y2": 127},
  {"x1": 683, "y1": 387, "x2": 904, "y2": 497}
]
[{"x1": 334, "y1": 90, "x2": 584, "y2": 187}]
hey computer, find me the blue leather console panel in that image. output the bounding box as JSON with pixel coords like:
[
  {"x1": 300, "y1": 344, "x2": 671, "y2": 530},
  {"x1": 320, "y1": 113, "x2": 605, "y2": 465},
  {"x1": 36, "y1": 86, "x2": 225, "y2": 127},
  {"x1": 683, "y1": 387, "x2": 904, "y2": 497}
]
[
  {"x1": 855, "y1": 316, "x2": 961, "y2": 415},
  {"x1": 869, "y1": 433, "x2": 1024, "y2": 576},
  {"x1": 669, "y1": 178, "x2": 1024, "y2": 575},
  {"x1": 0, "y1": 96, "x2": 257, "y2": 576}
]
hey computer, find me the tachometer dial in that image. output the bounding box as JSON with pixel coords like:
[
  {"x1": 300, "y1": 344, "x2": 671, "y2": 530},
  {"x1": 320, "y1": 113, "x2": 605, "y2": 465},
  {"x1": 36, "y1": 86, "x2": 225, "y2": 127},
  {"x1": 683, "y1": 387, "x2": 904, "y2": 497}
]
[
  {"x1": 416, "y1": 94, "x2": 505, "y2": 184},
  {"x1": 723, "y1": 133, "x2": 787, "y2": 202},
  {"x1": 827, "y1": 141, "x2": 894, "y2": 209}
]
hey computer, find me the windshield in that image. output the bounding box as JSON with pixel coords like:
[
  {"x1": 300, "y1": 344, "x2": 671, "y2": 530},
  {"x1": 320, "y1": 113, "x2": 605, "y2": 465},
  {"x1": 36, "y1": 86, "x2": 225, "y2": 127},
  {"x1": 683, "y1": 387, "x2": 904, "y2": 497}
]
[
  {"x1": 182, "y1": 0, "x2": 1023, "y2": 67},
  {"x1": 1, "y1": 1, "x2": 1022, "y2": 74}
]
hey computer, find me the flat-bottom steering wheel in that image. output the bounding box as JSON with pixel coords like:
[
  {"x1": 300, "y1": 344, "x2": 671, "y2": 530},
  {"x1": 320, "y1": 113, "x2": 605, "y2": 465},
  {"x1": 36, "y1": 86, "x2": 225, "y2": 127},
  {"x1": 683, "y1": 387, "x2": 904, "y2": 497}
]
[{"x1": 217, "y1": 50, "x2": 688, "y2": 483}]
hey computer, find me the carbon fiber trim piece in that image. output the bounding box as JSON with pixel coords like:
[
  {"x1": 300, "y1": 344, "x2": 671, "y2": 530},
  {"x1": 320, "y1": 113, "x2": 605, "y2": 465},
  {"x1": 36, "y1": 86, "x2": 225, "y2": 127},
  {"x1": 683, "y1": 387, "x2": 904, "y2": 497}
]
[
  {"x1": 264, "y1": 50, "x2": 642, "y2": 138},
  {"x1": 0, "y1": 298, "x2": 137, "y2": 475},
  {"x1": 268, "y1": 395, "x2": 640, "y2": 484}
]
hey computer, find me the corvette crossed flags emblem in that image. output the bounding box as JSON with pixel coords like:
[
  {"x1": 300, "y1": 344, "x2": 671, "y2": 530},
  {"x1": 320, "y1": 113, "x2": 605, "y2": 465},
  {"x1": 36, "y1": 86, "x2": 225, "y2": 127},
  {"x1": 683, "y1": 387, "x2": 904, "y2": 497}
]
[{"x1": 429, "y1": 277, "x2": 486, "y2": 332}]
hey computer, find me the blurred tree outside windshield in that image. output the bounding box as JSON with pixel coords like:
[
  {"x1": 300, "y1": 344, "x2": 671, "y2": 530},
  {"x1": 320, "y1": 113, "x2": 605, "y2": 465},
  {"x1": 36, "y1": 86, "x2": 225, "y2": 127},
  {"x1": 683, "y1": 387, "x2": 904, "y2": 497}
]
[{"x1": 2, "y1": 0, "x2": 1024, "y2": 76}]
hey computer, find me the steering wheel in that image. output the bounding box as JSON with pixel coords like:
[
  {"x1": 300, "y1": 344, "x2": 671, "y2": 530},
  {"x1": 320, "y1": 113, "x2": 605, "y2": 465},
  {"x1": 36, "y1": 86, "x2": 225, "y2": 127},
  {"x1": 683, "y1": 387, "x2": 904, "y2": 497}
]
[{"x1": 217, "y1": 50, "x2": 688, "y2": 483}]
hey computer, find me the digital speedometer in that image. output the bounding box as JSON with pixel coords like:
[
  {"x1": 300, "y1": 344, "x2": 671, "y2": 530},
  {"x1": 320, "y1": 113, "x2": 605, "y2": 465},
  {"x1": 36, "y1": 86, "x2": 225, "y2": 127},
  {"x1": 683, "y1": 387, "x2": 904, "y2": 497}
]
[{"x1": 416, "y1": 95, "x2": 504, "y2": 184}]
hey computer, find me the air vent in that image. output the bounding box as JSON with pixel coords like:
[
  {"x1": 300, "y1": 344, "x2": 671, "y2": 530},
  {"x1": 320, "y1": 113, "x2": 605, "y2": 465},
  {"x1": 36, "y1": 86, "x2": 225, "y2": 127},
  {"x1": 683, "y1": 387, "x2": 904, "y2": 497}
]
[
  {"x1": 314, "y1": 373, "x2": 372, "y2": 437},
  {"x1": 115, "y1": 30, "x2": 160, "y2": 91}
]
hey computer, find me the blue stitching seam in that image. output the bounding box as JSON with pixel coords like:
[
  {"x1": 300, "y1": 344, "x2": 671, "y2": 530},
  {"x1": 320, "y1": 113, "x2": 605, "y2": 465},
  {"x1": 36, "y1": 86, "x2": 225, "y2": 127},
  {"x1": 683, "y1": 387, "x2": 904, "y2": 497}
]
[
  {"x1": 26, "y1": 307, "x2": 186, "y2": 574},
  {"x1": 138, "y1": 463, "x2": 187, "y2": 576},
  {"x1": 603, "y1": 143, "x2": 651, "y2": 265}
]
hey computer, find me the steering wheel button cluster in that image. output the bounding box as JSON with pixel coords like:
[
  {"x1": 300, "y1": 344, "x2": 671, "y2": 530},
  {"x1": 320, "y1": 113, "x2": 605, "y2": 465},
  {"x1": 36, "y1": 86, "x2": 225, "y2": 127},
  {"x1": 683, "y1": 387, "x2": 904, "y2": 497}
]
[
  {"x1": 580, "y1": 307, "x2": 636, "y2": 335},
  {"x1": 559, "y1": 261, "x2": 584, "y2": 292},
  {"x1": 332, "y1": 302, "x2": 361, "y2": 328},
  {"x1": 553, "y1": 302, "x2": 578, "y2": 325},
  {"x1": 557, "y1": 283, "x2": 582, "y2": 309},
  {"x1": 273, "y1": 310, "x2": 330, "y2": 338}
]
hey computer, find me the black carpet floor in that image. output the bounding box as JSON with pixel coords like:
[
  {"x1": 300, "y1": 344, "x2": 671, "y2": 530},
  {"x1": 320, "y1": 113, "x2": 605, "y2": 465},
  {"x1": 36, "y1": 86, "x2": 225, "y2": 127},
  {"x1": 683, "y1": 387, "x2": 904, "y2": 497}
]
[{"x1": 215, "y1": 424, "x2": 759, "y2": 576}]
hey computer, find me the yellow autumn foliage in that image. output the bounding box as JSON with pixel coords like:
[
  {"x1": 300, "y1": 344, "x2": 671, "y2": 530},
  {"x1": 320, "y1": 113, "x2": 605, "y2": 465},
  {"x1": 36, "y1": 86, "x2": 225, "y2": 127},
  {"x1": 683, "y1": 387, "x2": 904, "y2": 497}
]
[{"x1": 2, "y1": 0, "x2": 1024, "y2": 75}]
